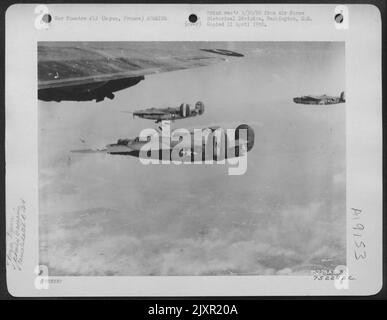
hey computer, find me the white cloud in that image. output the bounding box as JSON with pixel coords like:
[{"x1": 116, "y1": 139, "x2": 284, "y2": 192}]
[{"x1": 41, "y1": 200, "x2": 345, "y2": 276}]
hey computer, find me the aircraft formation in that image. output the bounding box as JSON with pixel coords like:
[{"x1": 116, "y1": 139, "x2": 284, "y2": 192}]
[
  {"x1": 38, "y1": 42, "x2": 255, "y2": 163},
  {"x1": 38, "y1": 42, "x2": 344, "y2": 163}
]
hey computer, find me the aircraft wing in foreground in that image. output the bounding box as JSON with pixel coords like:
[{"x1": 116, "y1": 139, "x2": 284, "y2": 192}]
[{"x1": 38, "y1": 42, "x2": 244, "y2": 103}]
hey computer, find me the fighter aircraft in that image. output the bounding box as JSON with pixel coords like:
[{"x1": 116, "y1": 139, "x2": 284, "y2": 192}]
[
  {"x1": 72, "y1": 124, "x2": 255, "y2": 163},
  {"x1": 38, "y1": 42, "x2": 244, "y2": 102},
  {"x1": 293, "y1": 91, "x2": 345, "y2": 105},
  {"x1": 123, "y1": 101, "x2": 205, "y2": 123}
]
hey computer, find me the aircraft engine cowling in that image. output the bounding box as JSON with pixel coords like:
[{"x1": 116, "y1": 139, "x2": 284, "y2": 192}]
[
  {"x1": 195, "y1": 101, "x2": 205, "y2": 115},
  {"x1": 235, "y1": 124, "x2": 255, "y2": 152},
  {"x1": 179, "y1": 104, "x2": 191, "y2": 117}
]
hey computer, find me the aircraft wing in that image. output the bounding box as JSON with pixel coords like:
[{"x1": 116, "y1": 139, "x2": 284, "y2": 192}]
[
  {"x1": 70, "y1": 148, "x2": 107, "y2": 154},
  {"x1": 38, "y1": 42, "x2": 244, "y2": 90},
  {"x1": 121, "y1": 110, "x2": 167, "y2": 116},
  {"x1": 305, "y1": 95, "x2": 325, "y2": 101},
  {"x1": 136, "y1": 108, "x2": 168, "y2": 116}
]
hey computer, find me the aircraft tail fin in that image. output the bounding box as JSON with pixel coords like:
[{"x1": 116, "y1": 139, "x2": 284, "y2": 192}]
[
  {"x1": 235, "y1": 124, "x2": 255, "y2": 152},
  {"x1": 195, "y1": 101, "x2": 205, "y2": 115},
  {"x1": 340, "y1": 91, "x2": 345, "y2": 102}
]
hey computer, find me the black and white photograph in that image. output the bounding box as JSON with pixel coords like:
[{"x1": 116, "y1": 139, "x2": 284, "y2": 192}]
[
  {"x1": 4, "y1": 3, "x2": 382, "y2": 297},
  {"x1": 38, "y1": 41, "x2": 346, "y2": 276}
]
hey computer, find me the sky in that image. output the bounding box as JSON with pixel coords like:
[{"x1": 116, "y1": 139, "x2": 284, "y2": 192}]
[{"x1": 39, "y1": 42, "x2": 346, "y2": 276}]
